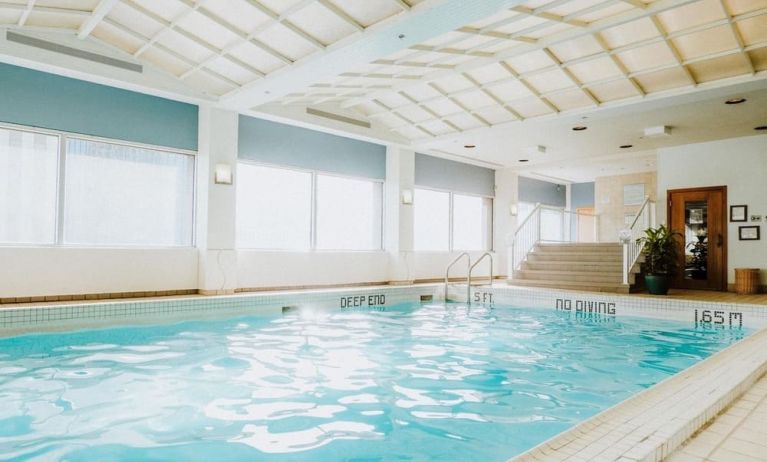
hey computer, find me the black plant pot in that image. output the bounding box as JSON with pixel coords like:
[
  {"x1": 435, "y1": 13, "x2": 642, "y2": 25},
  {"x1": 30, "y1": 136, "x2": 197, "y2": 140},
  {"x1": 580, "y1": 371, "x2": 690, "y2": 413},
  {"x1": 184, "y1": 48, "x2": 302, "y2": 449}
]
[{"x1": 645, "y1": 274, "x2": 671, "y2": 295}]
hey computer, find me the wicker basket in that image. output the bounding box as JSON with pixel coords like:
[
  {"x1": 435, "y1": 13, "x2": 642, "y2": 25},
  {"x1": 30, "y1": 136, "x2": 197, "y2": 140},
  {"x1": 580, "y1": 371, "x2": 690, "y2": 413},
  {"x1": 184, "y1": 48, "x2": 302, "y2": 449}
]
[{"x1": 735, "y1": 268, "x2": 760, "y2": 295}]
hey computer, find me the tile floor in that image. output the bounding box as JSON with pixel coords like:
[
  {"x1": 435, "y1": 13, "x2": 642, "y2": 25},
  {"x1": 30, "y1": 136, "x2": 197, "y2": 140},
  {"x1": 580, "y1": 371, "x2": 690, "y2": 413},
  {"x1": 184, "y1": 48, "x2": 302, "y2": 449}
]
[{"x1": 665, "y1": 374, "x2": 767, "y2": 462}]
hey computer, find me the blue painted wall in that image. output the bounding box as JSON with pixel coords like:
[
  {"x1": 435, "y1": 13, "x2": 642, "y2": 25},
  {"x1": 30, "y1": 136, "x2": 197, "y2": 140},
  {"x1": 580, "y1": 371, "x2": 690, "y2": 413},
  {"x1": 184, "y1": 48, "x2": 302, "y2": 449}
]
[
  {"x1": 0, "y1": 63, "x2": 198, "y2": 150},
  {"x1": 518, "y1": 176, "x2": 566, "y2": 207},
  {"x1": 571, "y1": 182, "x2": 595, "y2": 209},
  {"x1": 238, "y1": 115, "x2": 386, "y2": 179},
  {"x1": 414, "y1": 153, "x2": 495, "y2": 197}
]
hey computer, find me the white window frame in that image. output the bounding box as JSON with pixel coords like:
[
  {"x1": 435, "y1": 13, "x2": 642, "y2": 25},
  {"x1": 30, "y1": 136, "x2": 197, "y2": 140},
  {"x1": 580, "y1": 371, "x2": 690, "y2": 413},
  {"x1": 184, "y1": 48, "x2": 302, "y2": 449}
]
[
  {"x1": 236, "y1": 160, "x2": 385, "y2": 252},
  {"x1": 414, "y1": 186, "x2": 494, "y2": 252},
  {"x1": 0, "y1": 121, "x2": 197, "y2": 249}
]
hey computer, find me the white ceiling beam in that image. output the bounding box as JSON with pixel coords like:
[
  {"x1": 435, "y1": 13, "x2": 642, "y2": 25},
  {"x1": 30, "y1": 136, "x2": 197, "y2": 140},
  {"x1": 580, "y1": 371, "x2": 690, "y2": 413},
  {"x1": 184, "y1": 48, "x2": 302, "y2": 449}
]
[
  {"x1": 77, "y1": 0, "x2": 119, "y2": 39},
  {"x1": 650, "y1": 16, "x2": 696, "y2": 86},
  {"x1": 341, "y1": 0, "x2": 700, "y2": 108},
  {"x1": 219, "y1": 0, "x2": 532, "y2": 110},
  {"x1": 17, "y1": 0, "x2": 35, "y2": 27},
  {"x1": 719, "y1": 0, "x2": 755, "y2": 75}
]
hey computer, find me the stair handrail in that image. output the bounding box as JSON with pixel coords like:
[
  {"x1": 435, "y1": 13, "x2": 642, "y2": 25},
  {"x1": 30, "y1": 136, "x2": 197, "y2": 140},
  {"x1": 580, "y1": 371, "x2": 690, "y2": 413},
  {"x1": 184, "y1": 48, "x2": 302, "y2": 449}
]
[
  {"x1": 622, "y1": 196, "x2": 656, "y2": 285},
  {"x1": 468, "y1": 252, "x2": 493, "y2": 303},
  {"x1": 510, "y1": 203, "x2": 542, "y2": 276},
  {"x1": 444, "y1": 252, "x2": 471, "y2": 301}
]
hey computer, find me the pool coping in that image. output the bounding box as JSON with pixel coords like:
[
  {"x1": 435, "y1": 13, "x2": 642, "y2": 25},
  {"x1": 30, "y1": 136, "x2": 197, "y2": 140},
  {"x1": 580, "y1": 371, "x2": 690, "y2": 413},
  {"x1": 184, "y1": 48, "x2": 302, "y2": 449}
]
[{"x1": 505, "y1": 324, "x2": 767, "y2": 462}]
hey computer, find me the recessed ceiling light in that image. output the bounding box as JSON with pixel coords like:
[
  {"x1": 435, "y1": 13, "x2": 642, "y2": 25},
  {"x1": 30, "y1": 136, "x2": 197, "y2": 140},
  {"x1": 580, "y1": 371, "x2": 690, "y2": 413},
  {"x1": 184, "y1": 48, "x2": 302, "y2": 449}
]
[
  {"x1": 398, "y1": 33, "x2": 406, "y2": 39},
  {"x1": 725, "y1": 98, "x2": 746, "y2": 105},
  {"x1": 464, "y1": 144, "x2": 476, "y2": 149},
  {"x1": 755, "y1": 125, "x2": 767, "y2": 131},
  {"x1": 572, "y1": 126, "x2": 587, "y2": 131},
  {"x1": 620, "y1": 144, "x2": 633, "y2": 149},
  {"x1": 519, "y1": 159, "x2": 529, "y2": 163}
]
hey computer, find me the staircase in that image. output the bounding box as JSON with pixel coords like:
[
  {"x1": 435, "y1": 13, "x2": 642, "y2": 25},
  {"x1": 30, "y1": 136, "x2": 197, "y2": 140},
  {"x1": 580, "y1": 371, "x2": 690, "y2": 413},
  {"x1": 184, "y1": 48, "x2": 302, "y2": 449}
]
[{"x1": 508, "y1": 242, "x2": 637, "y2": 293}]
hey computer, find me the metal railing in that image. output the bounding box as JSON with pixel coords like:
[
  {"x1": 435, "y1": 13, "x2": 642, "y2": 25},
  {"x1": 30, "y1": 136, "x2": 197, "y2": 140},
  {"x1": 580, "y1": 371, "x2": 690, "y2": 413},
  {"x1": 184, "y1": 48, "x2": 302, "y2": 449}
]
[
  {"x1": 510, "y1": 204, "x2": 599, "y2": 275},
  {"x1": 468, "y1": 252, "x2": 493, "y2": 300},
  {"x1": 444, "y1": 252, "x2": 470, "y2": 302},
  {"x1": 622, "y1": 196, "x2": 656, "y2": 285}
]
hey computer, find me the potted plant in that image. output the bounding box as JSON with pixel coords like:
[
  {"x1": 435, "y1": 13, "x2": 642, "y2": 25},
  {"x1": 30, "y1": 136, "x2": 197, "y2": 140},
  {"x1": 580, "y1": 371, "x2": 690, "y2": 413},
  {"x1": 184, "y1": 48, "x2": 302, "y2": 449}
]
[{"x1": 636, "y1": 225, "x2": 681, "y2": 295}]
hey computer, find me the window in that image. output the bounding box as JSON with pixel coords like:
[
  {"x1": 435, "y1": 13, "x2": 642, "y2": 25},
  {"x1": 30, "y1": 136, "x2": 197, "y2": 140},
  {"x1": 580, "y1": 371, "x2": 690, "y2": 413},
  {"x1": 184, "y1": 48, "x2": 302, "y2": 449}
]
[
  {"x1": 236, "y1": 163, "x2": 384, "y2": 251},
  {"x1": 64, "y1": 138, "x2": 195, "y2": 246},
  {"x1": 0, "y1": 127, "x2": 59, "y2": 244},
  {"x1": 316, "y1": 174, "x2": 382, "y2": 250},
  {"x1": 236, "y1": 164, "x2": 312, "y2": 250},
  {"x1": 414, "y1": 188, "x2": 450, "y2": 251},
  {"x1": 0, "y1": 124, "x2": 196, "y2": 247},
  {"x1": 414, "y1": 188, "x2": 493, "y2": 251}
]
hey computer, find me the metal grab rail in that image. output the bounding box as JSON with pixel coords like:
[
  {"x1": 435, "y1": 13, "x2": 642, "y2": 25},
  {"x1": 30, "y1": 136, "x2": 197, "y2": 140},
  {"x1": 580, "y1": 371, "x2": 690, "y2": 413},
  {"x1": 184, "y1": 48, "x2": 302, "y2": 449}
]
[
  {"x1": 444, "y1": 252, "x2": 471, "y2": 301},
  {"x1": 622, "y1": 196, "x2": 656, "y2": 285},
  {"x1": 468, "y1": 252, "x2": 493, "y2": 302}
]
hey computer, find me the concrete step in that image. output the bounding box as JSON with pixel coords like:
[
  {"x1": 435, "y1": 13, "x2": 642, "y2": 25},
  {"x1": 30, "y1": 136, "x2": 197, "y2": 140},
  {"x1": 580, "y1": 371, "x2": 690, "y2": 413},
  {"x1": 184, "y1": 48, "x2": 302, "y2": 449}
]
[
  {"x1": 528, "y1": 252, "x2": 623, "y2": 263},
  {"x1": 514, "y1": 269, "x2": 627, "y2": 284},
  {"x1": 506, "y1": 278, "x2": 630, "y2": 294},
  {"x1": 522, "y1": 261, "x2": 623, "y2": 272}
]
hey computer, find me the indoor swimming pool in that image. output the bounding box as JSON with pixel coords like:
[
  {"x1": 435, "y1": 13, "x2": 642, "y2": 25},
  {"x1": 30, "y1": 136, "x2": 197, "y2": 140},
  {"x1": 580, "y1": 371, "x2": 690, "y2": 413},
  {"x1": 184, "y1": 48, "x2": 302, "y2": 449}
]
[{"x1": 0, "y1": 302, "x2": 750, "y2": 462}]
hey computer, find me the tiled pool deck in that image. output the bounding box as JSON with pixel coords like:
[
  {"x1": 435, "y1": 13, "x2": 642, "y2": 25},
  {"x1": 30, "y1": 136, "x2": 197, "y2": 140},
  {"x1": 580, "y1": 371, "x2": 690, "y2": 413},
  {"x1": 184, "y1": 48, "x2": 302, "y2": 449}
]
[{"x1": 1, "y1": 283, "x2": 766, "y2": 461}]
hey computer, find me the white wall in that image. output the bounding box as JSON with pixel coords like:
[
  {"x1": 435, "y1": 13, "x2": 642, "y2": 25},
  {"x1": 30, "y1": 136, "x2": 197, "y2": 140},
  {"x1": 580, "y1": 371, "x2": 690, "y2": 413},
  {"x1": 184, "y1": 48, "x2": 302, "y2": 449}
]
[
  {"x1": 0, "y1": 248, "x2": 198, "y2": 298},
  {"x1": 658, "y1": 134, "x2": 767, "y2": 285}
]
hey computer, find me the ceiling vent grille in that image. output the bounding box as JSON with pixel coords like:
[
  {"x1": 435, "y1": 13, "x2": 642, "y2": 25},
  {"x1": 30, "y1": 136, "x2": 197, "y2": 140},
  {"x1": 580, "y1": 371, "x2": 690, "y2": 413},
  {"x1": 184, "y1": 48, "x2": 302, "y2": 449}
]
[{"x1": 6, "y1": 31, "x2": 143, "y2": 73}]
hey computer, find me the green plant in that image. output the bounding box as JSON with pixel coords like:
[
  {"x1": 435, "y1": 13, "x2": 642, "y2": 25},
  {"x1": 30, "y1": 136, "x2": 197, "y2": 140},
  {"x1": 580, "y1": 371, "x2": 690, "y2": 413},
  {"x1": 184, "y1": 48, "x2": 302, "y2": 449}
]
[{"x1": 636, "y1": 225, "x2": 681, "y2": 275}]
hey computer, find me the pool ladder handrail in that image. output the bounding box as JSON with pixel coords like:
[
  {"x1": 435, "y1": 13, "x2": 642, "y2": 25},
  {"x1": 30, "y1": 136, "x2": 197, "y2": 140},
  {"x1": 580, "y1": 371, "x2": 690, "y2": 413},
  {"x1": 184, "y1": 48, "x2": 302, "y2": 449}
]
[
  {"x1": 468, "y1": 252, "x2": 493, "y2": 302},
  {"x1": 444, "y1": 252, "x2": 471, "y2": 302}
]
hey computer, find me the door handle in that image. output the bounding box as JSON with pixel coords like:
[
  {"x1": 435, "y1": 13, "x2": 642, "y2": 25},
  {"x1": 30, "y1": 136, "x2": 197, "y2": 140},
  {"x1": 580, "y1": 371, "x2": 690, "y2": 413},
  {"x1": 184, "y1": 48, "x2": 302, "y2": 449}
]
[{"x1": 717, "y1": 234, "x2": 723, "y2": 247}]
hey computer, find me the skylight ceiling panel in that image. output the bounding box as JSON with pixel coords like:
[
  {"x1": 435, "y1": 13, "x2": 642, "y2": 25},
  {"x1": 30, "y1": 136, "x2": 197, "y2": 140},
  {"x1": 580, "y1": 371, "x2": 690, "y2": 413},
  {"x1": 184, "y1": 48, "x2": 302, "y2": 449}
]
[
  {"x1": 466, "y1": 9, "x2": 521, "y2": 30},
  {"x1": 567, "y1": 56, "x2": 623, "y2": 83},
  {"x1": 92, "y1": 21, "x2": 145, "y2": 54},
  {"x1": 747, "y1": 48, "x2": 767, "y2": 71},
  {"x1": 155, "y1": 29, "x2": 212, "y2": 64},
  {"x1": 453, "y1": 90, "x2": 496, "y2": 110},
  {"x1": 570, "y1": 2, "x2": 634, "y2": 23},
  {"x1": 688, "y1": 53, "x2": 751, "y2": 82},
  {"x1": 131, "y1": 0, "x2": 186, "y2": 22},
  {"x1": 521, "y1": 0, "x2": 554, "y2": 9},
  {"x1": 376, "y1": 111, "x2": 411, "y2": 129},
  {"x1": 444, "y1": 112, "x2": 485, "y2": 131},
  {"x1": 524, "y1": 22, "x2": 572, "y2": 40},
  {"x1": 25, "y1": 10, "x2": 83, "y2": 29},
  {"x1": 419, "y1": 30, "x2": 465, "y2": 48},
  {"x1": 110, "y1": 2, "x2": 164, "y2": 38},
  {"x1": 377, "y1": 92, "x2": 412, "y2": 108},
  {"x1": 36, "y1": 0, "x2": 99, "y2": 9},
  {"x1": 177, "y1": 10, "x2": 241, "y2": 51},
  {"x1": 467, "y1": 63, "x2": 511, "y2": 85},
  {"x1": 258, "y1": 0, "x2": 310, "y2": 15},
  {"x1": 474, "y1": 105, "x2": 516, "y2": 125},
  {"x1": 289, "y1": 3, "x2": 357, "y2": 45},
  {"x1": 396, "y1": 105, "x2": 435, "y2": 123},
  {"x1": 737, "y1": 15, "x2": 767, "y2": 45},
  {"x1": 423, "y1": 53, "x2": 475, "y2": 67},
  {"x1": 525, "y1": 68, "x2": 577, "y2": 93},
  {"x1": 506, "y1": 49, "x2": 557, "y2": 73},
  {"x1": 141, "y1": 46, "x2": 193, "y2": 76},
  {"x1": 601, "y1": 17, "x2": 659, "y2": 48},
  {"x1": 494, "y1": 15, "x2": 548, "y2": 35},
  {"x1": 0, "y1": 10, "x2": 21, "y2": 25},
  {"x1": 633, "y1": 66, "x2": 691, "y2": 92},
  {"x1": 725, "y1": 0, "x2": 765, "y2": 15},
  {"x1": 326, "y1": 0, "x2": 402, "y2": 27},
  {"x1": 545, "y1": 0, "x2": 612, "y2": 16},
  {"x1": 588, "y1": 78, "x2": 641, "y2": 102},
  {"x1": 184, "y1": 70, "x2": 237, "y2": 96},
  {"x1": 490, "y1": 79, "x2": 536, "y2": 100},
  {"x1": 354, "y1": 101, "x2": 388, "y2": 116},
  {"x1": 256, "y1": 23, "x2": 317, "y2": 61},
  {"x1": 657, "y1": 0, "x2": 726, "y2": 33},
  {"x1": 616, "y1": 41, "x2": 676, "y2": 72},
  {"x1": 432, "y1": 74, "x2": 475, "y2": 93},
  {"x1": 417, "y1": 119, "x2": 455, "y2": 136},
  {"x1": 394, "y1": 124, "x2": 430, "y2": 139},
  {"x1": 548, "y1": 35, "x2": 604, "y2": 62},
  {"x1": 671, "y1": 25, "x2": 738, "y2": 60},
  {"x1": 546, "y1": 88, "x2": 595, "y2": 110},
  {"x1": 203, "y1": 0, "x2": 273, "y2": 37},
  {"x1": 205, "y1": 56, "x2": 260, "y2": 85},
  {"x1": 401, "y1": 85, "x2": 442, "y2": 103},
  {"x1": 423, "y1": 98, "x2": 464, "y2": 117},
  {"x1": 228, "y1": 41, "x2": 287, "y2": 74},
  {"x1": 508, "y1": 96, "x2": 556, "y2": 117},
  {"x1": 448, "y1": 33, "x2": 502, "y2": 51}
]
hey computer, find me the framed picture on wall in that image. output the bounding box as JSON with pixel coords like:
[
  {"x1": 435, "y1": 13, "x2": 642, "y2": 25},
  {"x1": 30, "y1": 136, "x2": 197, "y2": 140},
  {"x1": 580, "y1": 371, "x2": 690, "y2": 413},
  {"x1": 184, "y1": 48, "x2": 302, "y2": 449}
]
[
  {"x1": 730, "y1": 205, "x2": 748, "y2": 222},
  {"x1": 739, "y1": 226, "x2": 760, "y2": 241}
]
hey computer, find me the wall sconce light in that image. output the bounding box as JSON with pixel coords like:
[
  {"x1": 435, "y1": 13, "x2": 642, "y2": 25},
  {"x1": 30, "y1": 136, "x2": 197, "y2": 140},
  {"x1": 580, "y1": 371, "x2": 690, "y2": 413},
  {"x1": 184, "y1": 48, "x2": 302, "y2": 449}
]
[
  {"x1": 509, "y1": 203, "x2": 518, "y2": 216},
  {"x1": 401, "y1": 189, "x2": 413, "y2": 205},
  {"x1": 214, "y1": 163, "x2": 233, "y2": 185}
]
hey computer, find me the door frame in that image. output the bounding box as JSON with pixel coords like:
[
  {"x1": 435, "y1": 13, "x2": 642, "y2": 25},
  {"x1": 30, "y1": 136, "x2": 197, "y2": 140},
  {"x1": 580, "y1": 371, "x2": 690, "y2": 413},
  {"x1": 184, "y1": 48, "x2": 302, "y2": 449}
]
[{"x1": 666, "y1": 186, "x2": 728, "y2": 291}]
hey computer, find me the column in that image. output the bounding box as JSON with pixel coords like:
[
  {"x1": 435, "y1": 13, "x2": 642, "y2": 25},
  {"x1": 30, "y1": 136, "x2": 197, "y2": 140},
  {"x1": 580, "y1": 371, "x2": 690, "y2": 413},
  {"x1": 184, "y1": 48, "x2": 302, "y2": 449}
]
[
  {"x1": 493, "y1": 169, "x2": 519, "y2": 278},
  {"x1": 385, "y1": 146, "x2": 415, "y2": 284}
]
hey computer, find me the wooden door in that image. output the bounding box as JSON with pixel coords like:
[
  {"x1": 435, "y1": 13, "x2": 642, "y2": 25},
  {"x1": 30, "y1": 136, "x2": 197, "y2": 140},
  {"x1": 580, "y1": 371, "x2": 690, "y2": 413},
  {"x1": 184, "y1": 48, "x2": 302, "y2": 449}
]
[{"x1": 667, "y1": 186, "x2": 727, "y2": 291}]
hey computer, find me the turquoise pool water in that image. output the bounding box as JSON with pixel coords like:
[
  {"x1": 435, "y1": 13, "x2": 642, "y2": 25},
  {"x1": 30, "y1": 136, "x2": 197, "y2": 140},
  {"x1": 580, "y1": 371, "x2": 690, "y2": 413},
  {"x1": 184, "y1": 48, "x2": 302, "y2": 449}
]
[{"x1": 0, "y1": 303, "x2": 749, "y2": 462}]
